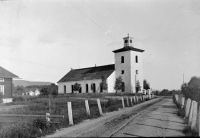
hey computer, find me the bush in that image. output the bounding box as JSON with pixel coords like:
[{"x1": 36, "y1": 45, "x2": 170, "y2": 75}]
[{"x1": 73, "y1": 83, "x2": 81, "y2": 91}]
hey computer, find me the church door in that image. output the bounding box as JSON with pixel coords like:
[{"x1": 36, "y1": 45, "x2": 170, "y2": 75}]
[{"x1": 122, "y1": 82, "x2": 125, "y2": 92}]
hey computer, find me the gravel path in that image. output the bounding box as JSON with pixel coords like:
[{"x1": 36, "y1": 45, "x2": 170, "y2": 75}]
[
  {"x1": 111, "y1": 98, "x2": 187, "y2": 137},
  {"x1": 45, "y1": 97, "x2": 162, "y2": 137}
]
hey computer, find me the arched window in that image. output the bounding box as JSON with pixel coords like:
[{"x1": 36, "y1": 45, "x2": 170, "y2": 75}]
[
  {"x1": 91, "y1": 83, "x2": 96, "y2": 93},
  {"x1": 71, "y1": 85, "x2": 73, "y2": 93},
  {"x1": 86, "y1": 84, "x2": 88, "y2": 93},
  {"x1": 100, "y1": 83, "x2": 103, "y2": 93},
  {"x1": 121, "y1": 56, "x2": 124, "y2": 63},
  {"x1": 121, "y1": 70, "x2": 124, "y2": 74},
  {"x1": 64, "y1": 85, "x2": 66, "y2": 93},
  {"x1": 94, "y1": 84, "x2": 96, "y2": 92},
  {"x1": 136, "y1": 56, "x2": 138, "y2": 63}
]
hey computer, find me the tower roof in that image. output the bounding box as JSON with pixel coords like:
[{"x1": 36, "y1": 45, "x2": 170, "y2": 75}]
[{"x1": 112, "y1": 46, "x2": 144, "y2": 53}]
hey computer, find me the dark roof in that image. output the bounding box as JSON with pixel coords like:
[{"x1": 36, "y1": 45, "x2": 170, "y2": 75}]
[
  {"x1": 112, "y1": 46, "x2": 144, "y2": 53},
  {"x1": 0, "y1": 66, "x2": 18, "y2": 78},
  {"x1": 58, "y1": 64, "x2": 115, "y2": 83}
]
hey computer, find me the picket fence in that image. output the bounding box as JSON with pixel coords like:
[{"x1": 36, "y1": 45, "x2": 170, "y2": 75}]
[{"x1": 174, "y1": 94, "x2": 200, "y2": 136}]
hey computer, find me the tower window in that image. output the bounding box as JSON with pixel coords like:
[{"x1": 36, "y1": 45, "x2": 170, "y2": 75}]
[
  {"x1": 124, "y1": 40, "x2": 128, "y2": 43},
  {"x1": 121, "y1": 56, "x2": 124, "y2": 63},
  {"x1": 121, "y1": 70, "x2": 124, "y2": 74},
  {"x1": 136, "y1": 56, "x2": 138, "y2": 63},
  {"x1": 130, "y1": 39, "x2": 132, "y2": 43}
]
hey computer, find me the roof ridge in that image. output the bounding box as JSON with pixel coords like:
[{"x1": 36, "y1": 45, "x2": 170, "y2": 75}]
[{"x1": 71, "y1": 64, "x2": 114, "y2": 71}]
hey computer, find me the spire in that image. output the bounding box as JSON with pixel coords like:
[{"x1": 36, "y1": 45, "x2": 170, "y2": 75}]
[{"x1": 128, "y1": 33, "x2": 129, "y2": 37}]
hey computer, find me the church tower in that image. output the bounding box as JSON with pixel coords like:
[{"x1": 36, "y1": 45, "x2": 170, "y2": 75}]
[{"x1": 113, "y1": 34, "x2": 145, "y2": 93}]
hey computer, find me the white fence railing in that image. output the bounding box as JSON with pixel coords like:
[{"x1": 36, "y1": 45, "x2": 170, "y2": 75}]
[{"x1": 174, "y1": 94, "x2": 199, "y2": 136}]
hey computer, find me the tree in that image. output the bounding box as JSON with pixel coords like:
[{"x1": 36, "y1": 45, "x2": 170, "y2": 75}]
[
  {"x1": 181, "y1": 76, "x2": 200, "y2": 101},
  {"x1": 143, "y1": 79, "x2": 150, "y2": 90},
  {"x1": 13, "y1": 86, "x2": 26, "y2": 95},
  {"x1": 48, "y1": 83, "x2": 58, "y2": 96},
  {"x1": 91, "y1": 83, "x2": 95, "y2": 92},
  {"x1": 40, "y1": 87, "x2": 49, "y2": 96},
  {"x1": 73, "y1": 83, "x2": 81, "y2": 91},
  {"x1": 114, "y1": 76, "x2": 123, "y2": 93},
  {"x1": 100, "y1": 76, "x2": 108, "y2": 91},
  {"x1": 136, "y1": 80, "x2": 141, "y2": 93}
]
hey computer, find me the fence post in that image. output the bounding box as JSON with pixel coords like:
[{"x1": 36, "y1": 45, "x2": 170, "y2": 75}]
[
  {"x1": 175, "y1": 94, "x2": 178, "y2": 102},
  {"x1": 121, "y1": 97, "x2": 125, "y2": 108},
  {"x1": 181, "y1": 97, "x2": 185, "y2": 109},
  {"x1": 141, "y1": 95, "x2": 143, "y2": 101},
  {"x1": 130, "y1": 97, "x2": 133, "y2": 106},
  {"x1": 199, "y1": 106, "x2": 200, "y2": 137},
  {"x1": 126, "y1": 97, "x2": 129, "y2": 106},
  {"x1": 133, "y1": 96, "x2": 136, "y2": 103},
  {"x1": 67, "y1": 102, "x2": 73, "y2": 125},
  {"x1": 85, "y1": 100, "x2": 90, "y2": 116},
  {"x1": 191, "y1": 101, "x2": 198, "y2": 131},
  {"x1": 189, "y1": 101, "x2": 194, "y2": 126},
  {"x1": 179, "y1": 95, "x2": 182, "y2": 106},
  {"x1": 185, "y1": 98, "x2": 191, "y2": 118},
  {"x1": 46, "y1": 113, "x2": 50, "y2": 122},
  {"x1": 97, "y1": 99, "x2": 103, "y2": 116}
]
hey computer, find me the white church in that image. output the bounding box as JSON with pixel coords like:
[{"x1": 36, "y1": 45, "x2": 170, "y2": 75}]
[{"x1": 58, "y1": 35, "x2": 145, "y2": 94}]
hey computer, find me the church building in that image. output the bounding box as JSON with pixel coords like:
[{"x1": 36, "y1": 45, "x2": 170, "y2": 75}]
[{"x1": 57, "y1": 35, "x2": 145, "y2": 93}]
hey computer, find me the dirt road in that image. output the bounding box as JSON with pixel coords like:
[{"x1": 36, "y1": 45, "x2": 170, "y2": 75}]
[{"x1": 46, "y1": 97, "x2": 186, "y2": 137}]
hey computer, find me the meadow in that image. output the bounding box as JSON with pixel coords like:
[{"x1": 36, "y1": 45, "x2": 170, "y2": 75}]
[{"x1": 0, "y1": 93, "x2": 146, "y2": 138}]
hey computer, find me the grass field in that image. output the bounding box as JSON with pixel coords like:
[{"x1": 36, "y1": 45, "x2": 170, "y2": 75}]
[{"x1": 0, "y1": 93, "x2": 147, "y2": 138}]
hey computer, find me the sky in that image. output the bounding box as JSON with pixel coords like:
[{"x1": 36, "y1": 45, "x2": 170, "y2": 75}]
[{"x1": 0, "y1": 0, "x2": 200, "y2": 90}]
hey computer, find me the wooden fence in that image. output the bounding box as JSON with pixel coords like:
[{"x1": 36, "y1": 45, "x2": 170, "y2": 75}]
[
  {"x1": 66, "y1": 94, "x2": 155, "y2": 125},
  {"x1": 0, "y1": 94, "x2": 155, "y2": 126},
  {"x1": 174, "y1": 94, "x2": 200, "y2": 136}
]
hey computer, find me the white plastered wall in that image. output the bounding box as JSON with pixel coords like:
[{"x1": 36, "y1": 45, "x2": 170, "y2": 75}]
[
  {"x1": 107, "y1": 71, "x2": 115, "y2": 93},
  {"x1": 114, "y1": 51, "x2": 132, "y2": 92},
  {"x1": 130, "y1": 51, "x2": 144, "y2": 93},
  {"x1": 58, "y1": 79, "x2": 103, "y2": 93}
]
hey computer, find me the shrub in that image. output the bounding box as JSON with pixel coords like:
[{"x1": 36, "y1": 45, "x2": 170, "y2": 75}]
[
  {"x1": 114, "y1": 76, "x2": 123, "y2": 92},
  {"x1": 73, "y1": 83, "x2": 81, "y2": 91}
]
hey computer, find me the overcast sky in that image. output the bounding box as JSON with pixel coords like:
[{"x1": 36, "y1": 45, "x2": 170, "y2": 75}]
[{"x1": 0, "y1": 0, "x2": 200, "y2": 90}]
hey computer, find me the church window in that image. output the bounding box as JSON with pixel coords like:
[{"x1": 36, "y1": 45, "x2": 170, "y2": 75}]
[
  {"x1": 136, "y1": 56, "x2": 138, "y2": 63},
  {"x1": 64, "y1": 85, "x2": 66, "y2": 93},
  {"x1": 86, "y1": 84, "x2": 88, "y2": 93},
  {"x1": 124, "y1": 40, "x2": 128, "y2": 43},
  {"x1": 121, "y1": 56, "x2": 124, "y2": 63},
  {"x1": 130, "y1": 39, "x2": 132, "y2": 43},
  {"x1": 121, "y1": 70, "x2": 124, "y2": 74},
  {"x1": 71, "y1": 85, "x2": 74, "y2": 93}
]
